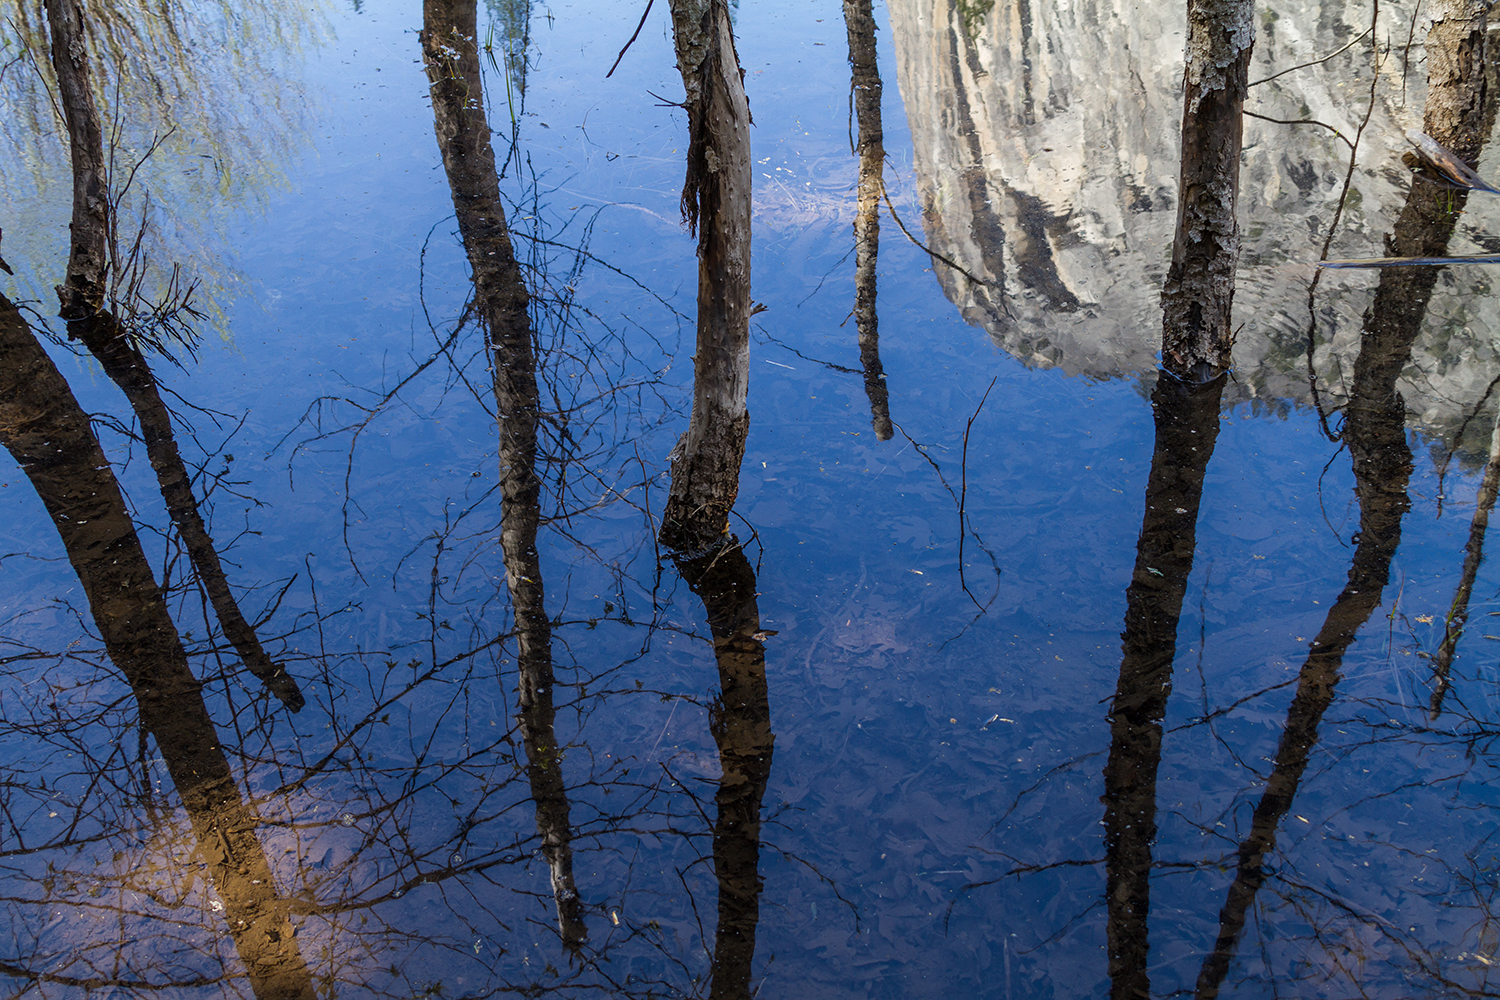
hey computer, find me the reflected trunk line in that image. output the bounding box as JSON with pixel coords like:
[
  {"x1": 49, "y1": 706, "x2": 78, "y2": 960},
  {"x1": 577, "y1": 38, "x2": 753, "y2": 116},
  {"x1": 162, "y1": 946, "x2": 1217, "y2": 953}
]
[
  {"x1": 47, "y1": 0, "x2": 303, "y2": 712},
  {"x1": 74, "y1": 314, "x2": 305, "y2": 711},
  {"x1": 0, "y1": 294, "x2": 316, "y2": 1000},
  {"x1": 844, "y1": 0, "x2": 894, "y2": 442},
  {"x1": 420, "y1": 0, "x2": 585, "y2": 947},
  {"x1": 1159, "y1": 0, "x2": 1254, "y2": 381},
  {"x1": 673, "y1": 538, "x2": 774, "y2": 1000},
  {"x1": 43, "y1": 0, "x2": 109, "y2": 317},
  {"x1": 1430, "y1": 405, "x2": 1500, "y2": 718},
  {"x1": 1193, "y1": 11, "x2": 1490, "y2": 982},
  {"x1": 1102, "y1": 372, "x2": 1225, "y2": 1000},
  {"x1": 660, "y1": 0, "x2": 753, "y2": 555}
]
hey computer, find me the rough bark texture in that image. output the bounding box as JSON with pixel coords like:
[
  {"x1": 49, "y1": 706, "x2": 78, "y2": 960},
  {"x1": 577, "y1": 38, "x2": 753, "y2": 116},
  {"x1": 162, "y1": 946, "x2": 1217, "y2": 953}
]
[
  {"x1": 1193, "y1": 13, "x2": 1490, "y2": 987},
  {"x1": 845, "y1": 0, "x2": 894, "y2": 441},
  {"x1": 46, "y1": 0, "x2": 302, "y2": 710},
  {"x1": 1102, "y1": 372, "x2": 1224, "y2": 1000},
  {"x1": 421, "y1": 0, "x2": 585, "y2": 946},
  {"x1": 673, "y1": 538, "x2": 774, "y2": 1000},
  {"x1": 0, "y1": 294, "x2": 315, "y2": 1000},
  {"x1": 660, "y1": 0, "x2": 754, "y2": 554},
  {"x1": 1159, "y1": 0, "x2": 1254, "y2": 381},
  {"x1": 43, "y1": 0, "x2": 109, "y2": 318}
]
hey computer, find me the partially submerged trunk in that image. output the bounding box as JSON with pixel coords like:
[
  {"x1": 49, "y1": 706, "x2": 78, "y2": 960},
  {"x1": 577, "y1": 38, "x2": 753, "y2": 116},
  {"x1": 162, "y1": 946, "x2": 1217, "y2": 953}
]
[
  {"x1": 0, "y1": 293, "x2": 316, "y2": 1000},
  {"x1": 421, "y1": 0, "x2": 585, "y2": 946},
  {"x1": 845, "y1": 0, "x2": 894, "y2": 441},
  {"x1": 1102, "y1": 372, "x2": 1225, "y2": 1000},
  {"x1": 660, "y1": 0, "x2": 754, "y2": 554},
  {"x1": 47, "y1": 0, "x2": 304, "y2": 710},
  {"x1": 1159, "y1": 0, "x2": 1254, "y2": 381},
  {"x1": 673, "y1": 538, "x2": 774, "y2": 1000}
]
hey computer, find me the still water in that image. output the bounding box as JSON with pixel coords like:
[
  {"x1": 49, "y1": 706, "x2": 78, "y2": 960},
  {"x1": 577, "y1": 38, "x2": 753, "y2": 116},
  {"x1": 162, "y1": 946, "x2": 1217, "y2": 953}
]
[{"x1": 3, "y1": 0, "x2": 1500, "y2": 996}]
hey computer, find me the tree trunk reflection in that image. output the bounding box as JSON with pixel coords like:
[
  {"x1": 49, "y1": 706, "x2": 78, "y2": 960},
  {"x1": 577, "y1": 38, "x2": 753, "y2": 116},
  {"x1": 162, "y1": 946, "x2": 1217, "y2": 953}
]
[
  {"x1": 421, "y1": 0, "x2": 585, "y2": 947},
  {"x1": 0, "y1": 293, "x2": 316, "y2": 999},
  {"x1": 673, "y1": 539, "x2": 774, "y2": 1000}
]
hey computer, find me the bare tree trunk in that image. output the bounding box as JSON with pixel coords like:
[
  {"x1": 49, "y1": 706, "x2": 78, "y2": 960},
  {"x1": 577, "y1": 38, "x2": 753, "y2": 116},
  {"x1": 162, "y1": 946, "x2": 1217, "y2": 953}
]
[
  {"x1": 0, "y1": 293, "x2": 316, "y2": 1000},
  {"x1": 845, "y1": 0, "x2": 893, "y2": 441},
  {"x1": 1194, "y1": 12, "x2": 1489, "y2": 988},
  {"x1": 1159, "y1": 0, "x2": 1254, "y2": 381},
  {"x1": 46, "y1": 0, "x2": 304, "y2": 711},
  {"x1": 1429, "y1": 405, "x2": 1500, "y2": 717},
  {"x1": 421, "y1": 0, "x2": 585, "y2": 946},
  {"x1": 673, "y1": 538, "x2": 774, "y2": 1000},
  {"x1": 1102, "y1": 372, "x2": 1224, "y2": 1000},
  {"x1": 660, "y1": 0, "x2": 754, "y2": 554}
]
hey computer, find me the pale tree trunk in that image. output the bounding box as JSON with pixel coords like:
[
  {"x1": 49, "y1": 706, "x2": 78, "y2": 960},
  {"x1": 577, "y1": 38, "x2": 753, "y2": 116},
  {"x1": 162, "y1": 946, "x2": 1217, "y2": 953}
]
[
  {"x1": 0, "y1": 293, "x2": 316, "y2": 1000},
  {"x1": 45, "y1": 0, "x2": 304, "y2": 710},
  {"x1": 1160, "y1": 0, "x2": 1254, "y2": 381},
  {"x1": 845, "y1": 0, "x2": 893, "y2": 441},
  {"x1": 421, "y1": 0, "x2": 585, "y2": 946},
  {"x1": 673, "y1": 539, "x2": 774, "y2": 1000},
  {"x1": 660, "y1": 0, "x2": 754, "y2": 554}
]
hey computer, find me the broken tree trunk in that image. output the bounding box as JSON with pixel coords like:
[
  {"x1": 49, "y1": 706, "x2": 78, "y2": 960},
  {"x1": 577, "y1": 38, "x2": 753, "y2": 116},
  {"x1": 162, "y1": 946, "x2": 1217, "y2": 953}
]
[
  {"x1": 421, "y1": 0, "x2": 585, "y2": 946},
  {"x1": 1160, "y1": 0, "x2": 1254, "y2": 381},
  {"x1": 660, "y1": 0, "x2": 754, "y2": 554}
]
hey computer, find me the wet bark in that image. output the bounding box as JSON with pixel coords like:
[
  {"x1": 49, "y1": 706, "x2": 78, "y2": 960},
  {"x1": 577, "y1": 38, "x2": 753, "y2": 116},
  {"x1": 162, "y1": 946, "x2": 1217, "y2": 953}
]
[
  {"x1": 1102, "y1": 373, "x2": 1225, "y2": 1000},
  {"x1": 1429, "y1": 406, "x2": 1500, "y2": 717},
  {"x1": 46, "y1": 0, "x2": 303, "y2": 711},
  {"x1": 0, "y1": 293, "x2": 315, "y2": 1000},
  {"x1": 1194, "y1": 11, "x2": 1488, "y2": 988},
  {"x1": 845, "y1": 0, "x2": 894, "y2": 441},
  {"x1": 1159, "y1": 0, "x2": 1254, "y2": 381},
  {"x1": 421, "y1": 0, "x2": 584, "y2": 946},
  {"x1": 659, "y1": 0, "x2": 754, "y2": 554},
  {"x1": 673, "y1": 538, "x2": 774, "y2": 1000}
]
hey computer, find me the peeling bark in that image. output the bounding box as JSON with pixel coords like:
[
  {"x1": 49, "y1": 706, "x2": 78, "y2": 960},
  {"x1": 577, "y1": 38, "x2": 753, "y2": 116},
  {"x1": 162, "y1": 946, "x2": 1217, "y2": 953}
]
[
  {"x1": 845, "y1": 0, "x2": 894, "y2": 441},
  {"x1": 1160, "y1": 0, "x2": 1254, "y2": 381},
  {"x1": 0, "y1": 293, "x2": 315, "y2": 1000},
  {"x1": 660, "y1": 0, "x2": 754, "y2": 554},
  {"x1": 421, "y1": 0, "x2": 585, "y2": 946}
]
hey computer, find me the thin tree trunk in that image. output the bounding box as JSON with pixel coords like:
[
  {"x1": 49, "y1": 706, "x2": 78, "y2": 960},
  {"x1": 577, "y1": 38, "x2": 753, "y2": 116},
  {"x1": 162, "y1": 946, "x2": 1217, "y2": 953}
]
[
  {"x1": 1194, "y1": 11, "x2": 1489, "y2": 987},
  {"x1": 845, "y1": 0, "x2": 893, "y2": 441},
  {"x1": 660, "y1": 0, "x2": 754, "y2": 554},
  {"x1": 1429, "y1": 405, "x2": 1500, "y2": 718},
  {"x1": 1102, "y1": 372, "x2": 1224, "y2": 1000},
  {"x1": 46, "y1": 0, "x2": 304, "y2": 711},
  {"x1": 1160, "y1": 0, "x2": 1254, "y2": 381},
  {"x1": 673, "y1": 538, "x2": 774, "y2": 1000},
  {"x1": 0, "y1": 293, "x2": 316, "y2": 1000},
  {"x1": 421, "y1": 0, "x2": 585, "y2": 946}
]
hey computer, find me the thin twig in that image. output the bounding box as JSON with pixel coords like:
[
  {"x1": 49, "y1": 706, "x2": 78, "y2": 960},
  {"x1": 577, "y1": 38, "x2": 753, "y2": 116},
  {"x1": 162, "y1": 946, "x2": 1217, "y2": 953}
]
[
  {"x1": 1249, "y1": 27, "x2": 1371, "y2": 87},
  {"x1": 958, "y1": 378, "x2": 997, "y2": 611},
  {"x1": 1244, "y1": 110, "x2": 1354, "y2": 150},
  {"x1": 605, "y1": 0, "x2": 655, "y2": 79}
]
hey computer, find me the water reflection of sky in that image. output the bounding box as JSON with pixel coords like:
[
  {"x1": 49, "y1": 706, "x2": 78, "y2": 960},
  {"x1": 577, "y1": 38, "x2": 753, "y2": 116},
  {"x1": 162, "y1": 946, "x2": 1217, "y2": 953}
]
[{"x1": 3, "y1": 0, "x2": 1500, "y2": 996}]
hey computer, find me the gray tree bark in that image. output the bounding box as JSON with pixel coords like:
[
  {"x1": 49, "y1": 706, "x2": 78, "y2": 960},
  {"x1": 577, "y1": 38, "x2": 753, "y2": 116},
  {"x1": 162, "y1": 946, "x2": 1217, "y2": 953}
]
[
  {"x1": 421, "y1": 0, "x2": 585, "y2": 946},
  {"x1": 1159, "y1": 0, "x2": 1254, "y2": 381},
  {"x1": 660, "y1": 0, "x2": 754, "y2": 554}
]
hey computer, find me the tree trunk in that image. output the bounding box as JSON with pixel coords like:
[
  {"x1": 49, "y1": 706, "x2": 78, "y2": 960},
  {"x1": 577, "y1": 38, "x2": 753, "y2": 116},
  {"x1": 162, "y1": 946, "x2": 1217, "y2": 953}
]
[
  {"x1": 660, "y1": 0, "x2": 754, "y2": 554},
  {"x1": 45, "y1": 0, "x2": 303, "y2": 710},
  {"x1": 421, "y1": 0, "x2": 585, "y2": 946},
  {"x1": 1102, "y1": 372, "x2": 1225, "y2": 1000},
  {"x1": 845, "y1": 0, "x2": 894, "y2": 441},
  {"x1": 1159, "y1": 0, "x2": 1254, "y2": 381},
  {"x1": 0, "y1": 293, "x2": 316, "y2": 1000},
  {"x1": 673, "y1": 538, "x2": 774, "y2": 1000}
]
